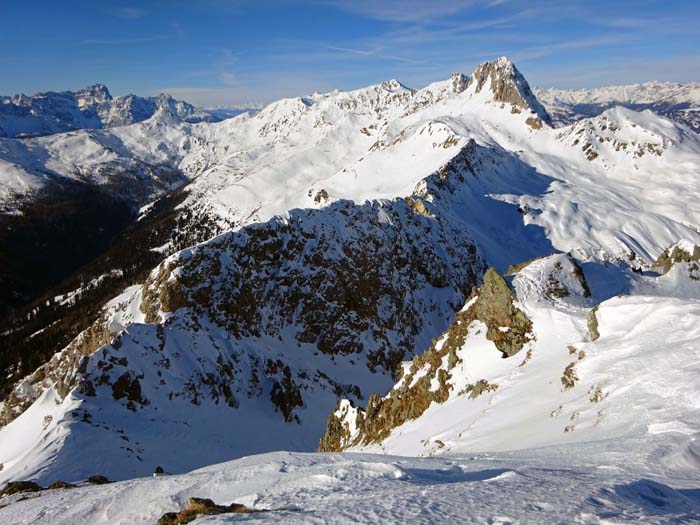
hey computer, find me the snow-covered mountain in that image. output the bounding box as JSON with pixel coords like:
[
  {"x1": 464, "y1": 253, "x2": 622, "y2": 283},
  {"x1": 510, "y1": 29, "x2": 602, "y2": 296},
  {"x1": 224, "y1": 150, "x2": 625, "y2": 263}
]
[
  {"x1": 1, "y1": 58, "x2": 699, "y2": 523},
  {"x1": 535, "y1": 81, "x2": 700, "y2": 132},
  {"x1": 0, "y1": 84, "x2": 219, "y2": 138},
  {"x1": 321, "y1": 249, "x2": 700, "y2": 454}
]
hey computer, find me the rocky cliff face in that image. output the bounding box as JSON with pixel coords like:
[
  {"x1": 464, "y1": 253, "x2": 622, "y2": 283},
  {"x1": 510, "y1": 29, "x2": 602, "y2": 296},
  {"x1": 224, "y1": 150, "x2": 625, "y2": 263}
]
[
  {"x1": 318, "y1": 267, "x2": 534, "y2": 452},
  {"x1": 468, "y1": 57, "x2": 551, "y2": 126},
  {"x1": 1, "y1": 193, "x2": 484, "y2": 423},
  {"x1": 653, "y1": 240, "x2": 700, "y2": 277},
  {"x1": 318, "y1": 253, "x2": 601, "y2": 453},
  {"x1": 0, "y1": 145, "x2": 489, "y2": 480}
]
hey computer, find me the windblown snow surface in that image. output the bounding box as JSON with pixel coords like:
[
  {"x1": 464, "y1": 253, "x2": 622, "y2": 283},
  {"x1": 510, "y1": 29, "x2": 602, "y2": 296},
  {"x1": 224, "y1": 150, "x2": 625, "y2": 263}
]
[
  {"x1": 1, "y1": 58, "x2": 700, "y2": 524},
  {"x1": 1, "y1": 444, "x2": 699, "y2": 525}
]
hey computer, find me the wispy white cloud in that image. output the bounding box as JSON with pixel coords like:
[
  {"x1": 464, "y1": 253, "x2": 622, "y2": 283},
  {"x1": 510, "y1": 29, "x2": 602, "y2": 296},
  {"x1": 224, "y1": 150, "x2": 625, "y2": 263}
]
[
  {"x1": 171, "y1": 21, "x2": 185, "y2": 40},
  {"x1": 322, "y1": 45, "x2": 425, "y2": 65},
  {"x1": 508, "y1": 34, "x2": 639, "y2": 62},
  {"x1": 83, "y1": 35, "x2": 168, "y2": 45},
  {"x1": 319, "y1": 0, "x2": 498, "y2": 22},
  {"x1": 109, "y1": 7, "x2": 148, "y2": 19}
]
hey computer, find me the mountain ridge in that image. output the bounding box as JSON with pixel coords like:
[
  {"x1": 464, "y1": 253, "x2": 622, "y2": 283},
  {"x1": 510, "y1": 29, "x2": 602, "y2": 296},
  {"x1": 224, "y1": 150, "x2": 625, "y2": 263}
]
[
  {"x1": 0, "y1": 85, "x2": 220, "y2": 139},
  {"x1": 0, "y1": 57, "x2": 699, "y2": 493}
]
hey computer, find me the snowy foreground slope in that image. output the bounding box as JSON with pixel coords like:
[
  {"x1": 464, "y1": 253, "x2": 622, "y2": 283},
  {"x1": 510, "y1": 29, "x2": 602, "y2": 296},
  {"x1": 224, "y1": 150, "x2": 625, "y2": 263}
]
[
  {"x1": 1, "y1": 58, "x2": 700, "y2": 524},
  {"x1": 1, "y1": 444, "x2": 699, "y2": 525}
]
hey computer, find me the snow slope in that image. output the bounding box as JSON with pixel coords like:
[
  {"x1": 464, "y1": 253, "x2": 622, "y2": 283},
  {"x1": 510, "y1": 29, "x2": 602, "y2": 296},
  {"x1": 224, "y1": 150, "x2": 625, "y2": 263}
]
[
  {"x1": 3, "y1": 60, "x2": 699, "y2": 263},
  {"x1": 1, "y1": 446, "x2": 699, "y2": 525},
  {"x1": 0, "y1": 193, "x2": 484, "y2": 484}
]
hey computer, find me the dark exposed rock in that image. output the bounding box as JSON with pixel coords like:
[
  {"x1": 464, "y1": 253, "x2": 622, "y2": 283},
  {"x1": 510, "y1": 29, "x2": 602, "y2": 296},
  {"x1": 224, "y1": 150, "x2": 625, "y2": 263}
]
[
  {"x1": 157, "y1": 497, "x2": 257, "y2": 524},
  {"x1": 467, "y1": 57, "x2": 551, "y2": 125},
  {"x1": 47, "y1": 481, "x2": 75, "y2": 490},
  {"x1": 268, "y1": 361, "x2": 304, "y2": 423},
  {"x1": 466, "y1": 379, "x2": 499, "y2": 399},
  {"x1": 561, "y1": 363, "x2": 578, "y2": 390},
  {"x1": 653, "y1": 242, "x2": 700, "y2": 275},
  {"x1": 129, "y1": 196, "x2": 483, "y2": 423},
  {"x1": 0, "y1": 481, "x2": 42, "y2": 496},
  {"x1": 319, "y1": 268, "x2": 533, "y2": 450},
  {"x1": 313, "y1": 189, "x2": 330, "y2": 204},
  {"x1": 588, "y1": 306, "x2": 600, "y2": 341},
  {"x1": 111, "y1": 372, "x2": 148, "y2": 411},
  {"x1": 471, "y1": 268, "x2": 533, "y2": 357},
  {"x1": 86, "y1": 475, "x2": 109, "y2": 485}
]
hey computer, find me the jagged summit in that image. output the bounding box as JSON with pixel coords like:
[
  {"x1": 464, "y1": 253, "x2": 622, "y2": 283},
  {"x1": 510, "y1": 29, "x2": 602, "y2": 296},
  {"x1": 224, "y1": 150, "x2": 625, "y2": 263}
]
[
  {"x1": 75, "y1": 84, "x2": 113, "y2": 110},
  {"x1": 466, "y1": 56, "x2": 551, "y2": 124},
  {"x1": 380, "y1": 79, "x2": 412, "y2": 93},
  {"x1": 0, "y1": 85, "x2": 219, "y2": 138}
]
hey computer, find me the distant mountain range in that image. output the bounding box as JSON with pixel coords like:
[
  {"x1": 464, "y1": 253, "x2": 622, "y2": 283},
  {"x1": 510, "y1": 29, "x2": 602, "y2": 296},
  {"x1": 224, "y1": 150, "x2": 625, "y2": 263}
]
[
  {"x1": 534, "y1": 81, "x2": 700, "y2": 132},
  {"x1": 0, "y1": 84, "x2": 222, "y2": 138}
]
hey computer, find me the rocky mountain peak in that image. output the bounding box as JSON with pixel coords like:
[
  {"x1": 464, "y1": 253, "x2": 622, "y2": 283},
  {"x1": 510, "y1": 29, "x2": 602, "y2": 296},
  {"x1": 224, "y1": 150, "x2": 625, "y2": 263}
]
[
  {"x1": 76, "y1": 83, "x2": 112, "y2": 102},
  {"x1": 318, "y1": 266, "x2": 534, "y2": 452},
  {"x1": 381, "y1": 79, "x2": 411, "y2": 93},
  {"x1": 449, "y1": 72, "x2": 469, "y2": 94},
  {"x1": 467, "y1": 56, "x2": 551, "y2": 125}
]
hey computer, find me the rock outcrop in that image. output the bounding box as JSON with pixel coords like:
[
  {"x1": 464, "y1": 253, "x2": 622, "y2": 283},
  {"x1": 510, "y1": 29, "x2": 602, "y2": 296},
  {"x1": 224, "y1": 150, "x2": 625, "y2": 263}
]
[
  {"x1": 319, "y1": 268, "x2": 534, "y2": 451},
  {"x1": 157, "y1": 497, "x2": 257, "y2": 524},
  {"x1": 468, "y1": 57, "x2": 551, "y2": 126},
  {"x1": 653, "y1": 240, "x2": 700, "y2": 279}
]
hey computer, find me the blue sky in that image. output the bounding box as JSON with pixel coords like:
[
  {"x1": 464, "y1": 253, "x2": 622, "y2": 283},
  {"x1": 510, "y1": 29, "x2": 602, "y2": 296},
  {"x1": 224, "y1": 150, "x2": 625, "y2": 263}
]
[{"x1": 1, "y1": 0, "x2": 699, "y2": 106}]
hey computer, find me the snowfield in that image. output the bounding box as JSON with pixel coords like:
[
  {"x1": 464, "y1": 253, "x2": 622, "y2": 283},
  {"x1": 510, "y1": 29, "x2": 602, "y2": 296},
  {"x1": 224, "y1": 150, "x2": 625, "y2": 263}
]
[{"x1": 1, "y1": 445, "x2": 699, "y2": 525}]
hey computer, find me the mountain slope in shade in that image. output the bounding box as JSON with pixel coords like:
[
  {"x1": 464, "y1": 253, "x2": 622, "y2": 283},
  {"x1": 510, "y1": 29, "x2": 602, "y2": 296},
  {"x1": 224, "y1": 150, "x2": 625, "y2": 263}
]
[
  {"x1": 0, "y1": 57, "x2": 554, "y2": 317},
  {"x1": 0, "y1": 181, "x2": 484, "y2": 483}
]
